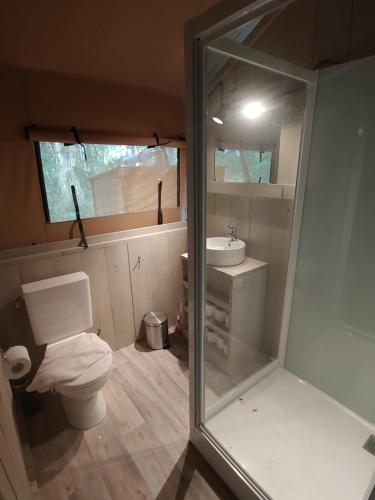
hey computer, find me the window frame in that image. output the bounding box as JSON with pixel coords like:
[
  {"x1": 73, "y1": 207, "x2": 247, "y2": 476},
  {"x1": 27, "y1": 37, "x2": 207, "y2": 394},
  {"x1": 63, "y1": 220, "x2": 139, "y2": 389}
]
[{"x1": 34, "y1": 140, "x2": 181, "y2": 224}]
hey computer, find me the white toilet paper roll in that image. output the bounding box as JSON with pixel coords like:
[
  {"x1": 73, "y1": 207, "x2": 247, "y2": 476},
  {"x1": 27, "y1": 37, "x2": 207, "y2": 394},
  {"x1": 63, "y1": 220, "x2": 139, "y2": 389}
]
[
  {"x1": 2, "y1": 346, "x2": 31, "y2": 380},
  {"x1": 214, "y1": 307, "x2": 226, "y2": 324}
]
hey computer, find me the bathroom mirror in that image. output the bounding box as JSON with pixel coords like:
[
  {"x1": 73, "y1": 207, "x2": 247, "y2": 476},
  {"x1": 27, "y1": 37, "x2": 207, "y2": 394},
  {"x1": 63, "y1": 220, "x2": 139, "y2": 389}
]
[{"x1": 207, "y1": 44, "x2": 306, "y2": 186}]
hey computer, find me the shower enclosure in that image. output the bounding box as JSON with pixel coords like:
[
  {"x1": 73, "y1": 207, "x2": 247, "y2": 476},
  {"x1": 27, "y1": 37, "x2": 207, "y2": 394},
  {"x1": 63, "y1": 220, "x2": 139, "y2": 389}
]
[{"x1": 185, "y1": 1, "x2": 375, "y2": 498}]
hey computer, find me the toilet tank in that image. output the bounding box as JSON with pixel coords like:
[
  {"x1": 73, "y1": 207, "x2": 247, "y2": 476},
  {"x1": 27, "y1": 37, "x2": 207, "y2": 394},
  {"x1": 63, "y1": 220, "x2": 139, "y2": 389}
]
[{"x1": 22, "y1": 272, "x2": 93, "y2": 345}]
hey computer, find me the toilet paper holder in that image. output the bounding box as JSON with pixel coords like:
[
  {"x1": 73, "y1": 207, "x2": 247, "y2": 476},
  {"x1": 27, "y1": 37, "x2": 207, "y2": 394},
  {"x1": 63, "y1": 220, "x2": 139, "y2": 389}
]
[{"x1": 0, "y1": 346, "x2": 32, "y2": 381}]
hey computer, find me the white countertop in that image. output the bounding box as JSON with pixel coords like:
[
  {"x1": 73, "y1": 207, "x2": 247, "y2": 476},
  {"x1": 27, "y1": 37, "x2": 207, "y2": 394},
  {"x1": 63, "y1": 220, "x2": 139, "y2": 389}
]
[{"x1": 181, "y1": 253, "x2": 267, "y2": 278}]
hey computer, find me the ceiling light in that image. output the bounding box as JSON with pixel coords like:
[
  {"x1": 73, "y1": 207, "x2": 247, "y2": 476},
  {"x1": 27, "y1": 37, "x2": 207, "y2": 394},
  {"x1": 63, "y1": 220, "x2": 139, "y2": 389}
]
[
  {"x1": 212, "y1": 116, "x2": 224, "y2": 125},
  {"x1": 242, "y1": 101, "x2": 266, "y2": 119}
]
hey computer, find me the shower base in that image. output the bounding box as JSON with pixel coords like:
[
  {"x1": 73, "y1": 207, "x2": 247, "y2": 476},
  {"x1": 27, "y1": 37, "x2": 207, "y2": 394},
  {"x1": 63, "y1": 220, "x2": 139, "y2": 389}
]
[{"x1": 206, "y1": 368, "x2": 375, "y2": 500}]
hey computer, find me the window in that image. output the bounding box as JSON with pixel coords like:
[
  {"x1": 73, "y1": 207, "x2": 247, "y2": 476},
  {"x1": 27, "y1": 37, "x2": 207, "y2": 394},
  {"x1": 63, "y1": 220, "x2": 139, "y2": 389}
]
[
  {"x1": 36, "y1": 142, "x2": 180, "y2": 223},
  {"x1": 214, "y1": 148, "x2": 273, "y2": 183}
]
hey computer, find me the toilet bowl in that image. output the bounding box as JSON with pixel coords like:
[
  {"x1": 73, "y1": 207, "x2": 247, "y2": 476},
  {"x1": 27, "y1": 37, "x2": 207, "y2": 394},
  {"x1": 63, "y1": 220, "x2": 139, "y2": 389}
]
[
  {"x1": 22, "y1": 272, "x2": 113, "y2": 430},
  {"x1": 55, "y1": 344, "x2": 113, "y2": 429}
]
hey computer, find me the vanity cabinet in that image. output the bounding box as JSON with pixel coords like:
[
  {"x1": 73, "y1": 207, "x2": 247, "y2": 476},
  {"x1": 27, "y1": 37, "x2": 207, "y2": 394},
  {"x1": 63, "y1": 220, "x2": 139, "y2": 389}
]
[{"x1": 181, "y1": 254, "x2": 268, "y2": 375}]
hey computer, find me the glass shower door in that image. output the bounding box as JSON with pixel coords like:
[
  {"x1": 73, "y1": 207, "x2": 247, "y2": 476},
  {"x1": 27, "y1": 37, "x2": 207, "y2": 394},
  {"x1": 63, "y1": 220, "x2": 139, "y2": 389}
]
[
  {"x1": 201, "y1": 33, "x2": 312, "y2": 422},
  {"x1": 186, "y1": 3, "x2": 375, "y2": 496},
  {"x1": 189, "y1": 11, "x2": 375, "y2": 500},
  {"x1": 185, "y1": 6, "x2": 316, "y2": 496}
]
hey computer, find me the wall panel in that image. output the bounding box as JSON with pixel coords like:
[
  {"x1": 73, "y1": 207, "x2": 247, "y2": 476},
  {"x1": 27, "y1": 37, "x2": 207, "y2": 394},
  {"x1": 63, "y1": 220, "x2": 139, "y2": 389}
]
[
  {"x1": 0, "y1": 224, "x2": 187, "y2": 363},
  {"x1": 208, "y1": 192, "x2": 292, "y2": 359}
]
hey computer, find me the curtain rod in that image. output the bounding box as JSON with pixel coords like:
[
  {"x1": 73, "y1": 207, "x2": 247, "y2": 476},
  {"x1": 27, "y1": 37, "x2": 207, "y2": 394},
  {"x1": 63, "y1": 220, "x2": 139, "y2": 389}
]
[{"x1": 23, "y1": 124, "x2": 185, "y2": 148}]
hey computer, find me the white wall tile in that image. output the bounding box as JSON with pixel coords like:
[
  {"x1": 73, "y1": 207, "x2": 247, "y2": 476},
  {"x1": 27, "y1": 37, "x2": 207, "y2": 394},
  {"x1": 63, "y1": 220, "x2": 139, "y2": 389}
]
[
  {"x1": 231, "y1": 195, "x2": 251, "y2": 250},
  {"x1": 213, "y1": 193, "x2": 232, "y2": 236},
  {"x1": 209, "y1": 192, "x2": 293, "y2": 360}
]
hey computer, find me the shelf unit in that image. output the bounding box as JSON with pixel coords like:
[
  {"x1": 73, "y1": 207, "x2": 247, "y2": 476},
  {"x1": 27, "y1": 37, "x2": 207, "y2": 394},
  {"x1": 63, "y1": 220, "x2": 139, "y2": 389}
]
[
  {"x1": 181, "y1": 253, "x2": 268, "y2": 373},
  {"x1": 183, "y1": 303, "x2": 229, "y2": 338},
  {"x1": 183, "y1": 280, "x2": 229, "y2": 311}
]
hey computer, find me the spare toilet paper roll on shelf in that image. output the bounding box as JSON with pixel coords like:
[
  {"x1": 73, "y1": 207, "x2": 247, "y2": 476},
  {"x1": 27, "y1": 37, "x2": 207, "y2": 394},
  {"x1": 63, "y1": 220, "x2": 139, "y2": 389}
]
[
  {"x1": 206, "y1": 328, "x2": 217, "y2": 343},
  {"x1": 206, "y1": 328, "x2": 229, "y2": 357},
  {"x1": 1, "y1": 346, "x2": 31, "y2": 380},
  {"x1": 214, "y1": 306, "x2": 226, "y2": 324},
  {"x1": 206, "y1": 302, "x2": 215, "y2": 318}
]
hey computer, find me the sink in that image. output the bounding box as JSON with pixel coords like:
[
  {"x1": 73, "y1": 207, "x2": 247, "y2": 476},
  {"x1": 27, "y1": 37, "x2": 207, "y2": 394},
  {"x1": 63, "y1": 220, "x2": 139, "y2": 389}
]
[{"x1": 206, "y1": 237, "x2": 246, "y2": 267}]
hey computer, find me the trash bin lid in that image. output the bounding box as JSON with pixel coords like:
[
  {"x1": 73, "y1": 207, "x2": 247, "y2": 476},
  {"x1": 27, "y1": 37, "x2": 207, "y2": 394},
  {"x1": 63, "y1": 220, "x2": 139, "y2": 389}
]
[{"x1": 144, "y1": 311, "x2": 168, "y2": 326}]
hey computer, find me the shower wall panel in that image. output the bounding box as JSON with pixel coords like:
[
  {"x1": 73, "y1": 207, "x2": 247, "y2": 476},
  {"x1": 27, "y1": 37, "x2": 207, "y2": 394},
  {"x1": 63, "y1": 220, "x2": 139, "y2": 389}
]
[{"x1": 286, "y1": 56, "x2": 375, "y2": 422}]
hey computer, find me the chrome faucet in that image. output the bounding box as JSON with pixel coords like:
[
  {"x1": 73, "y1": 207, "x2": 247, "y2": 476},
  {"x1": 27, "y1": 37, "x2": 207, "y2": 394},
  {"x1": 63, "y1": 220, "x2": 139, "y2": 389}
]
[{"x1": 224, "y1": 225, "x2": 238, "y2": 241}]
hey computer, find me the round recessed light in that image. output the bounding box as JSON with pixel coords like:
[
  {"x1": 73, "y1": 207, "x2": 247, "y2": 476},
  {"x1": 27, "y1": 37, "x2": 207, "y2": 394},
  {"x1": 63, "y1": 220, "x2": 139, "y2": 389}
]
[
  {"x1": 242, "y1": 101, "x2": 266, "y2": 119},
  {"x1": 212, "y1": 116, "x2": 224, "y2": 125}
]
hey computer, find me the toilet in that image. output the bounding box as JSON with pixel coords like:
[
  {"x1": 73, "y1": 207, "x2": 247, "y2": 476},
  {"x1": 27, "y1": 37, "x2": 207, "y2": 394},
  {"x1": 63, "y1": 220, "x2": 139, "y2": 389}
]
[{"x1": 22, "y1": 271, "x2": 112, "y2": 430}]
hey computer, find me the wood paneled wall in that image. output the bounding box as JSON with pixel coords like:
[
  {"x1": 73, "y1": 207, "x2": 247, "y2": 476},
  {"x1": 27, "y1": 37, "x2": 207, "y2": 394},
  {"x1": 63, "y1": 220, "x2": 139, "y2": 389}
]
[
  {"x1": 0, "y1": 224, "x2": 187, "y2": 374},
  {"x1": 0, "y1": 369, "x2": 30, "y2": 499}
]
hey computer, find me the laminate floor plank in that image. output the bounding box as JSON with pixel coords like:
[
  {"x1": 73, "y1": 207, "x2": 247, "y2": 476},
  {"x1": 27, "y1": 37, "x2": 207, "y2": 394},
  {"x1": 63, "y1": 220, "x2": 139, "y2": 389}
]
[{"x1": 24, "y1": 333, "x2": 236, "y2": 500}]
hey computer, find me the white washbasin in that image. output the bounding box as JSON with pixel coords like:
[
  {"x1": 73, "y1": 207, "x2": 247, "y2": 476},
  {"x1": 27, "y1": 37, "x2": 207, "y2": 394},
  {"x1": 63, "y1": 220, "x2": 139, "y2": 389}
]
[{"x1": 206, "y1": 237, "x2": 246, "y2": 267}]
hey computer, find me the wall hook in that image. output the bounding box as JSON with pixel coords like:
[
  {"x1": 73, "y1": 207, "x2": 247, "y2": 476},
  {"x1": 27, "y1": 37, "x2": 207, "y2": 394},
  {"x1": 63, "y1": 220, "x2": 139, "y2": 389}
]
[
  {"x1": 64, "y1": 126, "x2": 87, "y2": 161},
  {"x1": 147, "y1": 132, "x2": 171, "y2": 149},
  {"x1": 133, "y1": 256, "x2": 142, "y2": 270}
]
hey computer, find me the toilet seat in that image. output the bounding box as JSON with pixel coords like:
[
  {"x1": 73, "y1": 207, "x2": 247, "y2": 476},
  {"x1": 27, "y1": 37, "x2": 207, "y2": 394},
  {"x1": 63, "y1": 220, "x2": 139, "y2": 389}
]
[
  {"x1": 55, "y1": 350, "x2": 112, "y2": 391},
  {"x1": 27, "y1": 331, "x2": 113, "y2": 394},
  {"x1": 52, "y1": 335, "x2": 112, "y2": 429}
]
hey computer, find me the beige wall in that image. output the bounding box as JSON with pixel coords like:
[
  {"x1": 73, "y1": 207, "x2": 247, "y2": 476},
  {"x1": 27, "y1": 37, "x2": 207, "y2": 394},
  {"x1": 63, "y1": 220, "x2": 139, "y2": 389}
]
[
  {"x1": 0, "y1": 64, "x2": 185, "y2": 251},
  {"x1": 0, "y1": 220, "x2": 190, "y2": 500},
  {"x1": 0, "y1": 223, "x2": 187, "y2": 372},
  {"x1": 207, "y1": 192, "x2": 292, "y2": 358},
  {"x1": 0, "y1": 367, "x2": 30, "y2": 500},
  {"x1": 252, "y1": 0, "x2": 375, "y2": 69}
]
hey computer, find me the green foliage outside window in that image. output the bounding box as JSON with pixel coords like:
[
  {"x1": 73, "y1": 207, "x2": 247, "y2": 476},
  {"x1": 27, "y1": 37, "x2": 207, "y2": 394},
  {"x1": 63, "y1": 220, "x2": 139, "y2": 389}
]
[
  {"x1": 38, "y1": 142, "x2": 178, "y2": 222},
  {"x1": 215, "y1": 148, "x2": 273, "y2": 183}
]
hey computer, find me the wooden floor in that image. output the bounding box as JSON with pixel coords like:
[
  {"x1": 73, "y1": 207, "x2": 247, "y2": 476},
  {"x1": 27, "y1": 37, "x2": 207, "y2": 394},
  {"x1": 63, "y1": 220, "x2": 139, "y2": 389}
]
[{"x1": 23, "y1": 333, "x2": 236, "y2": 500}]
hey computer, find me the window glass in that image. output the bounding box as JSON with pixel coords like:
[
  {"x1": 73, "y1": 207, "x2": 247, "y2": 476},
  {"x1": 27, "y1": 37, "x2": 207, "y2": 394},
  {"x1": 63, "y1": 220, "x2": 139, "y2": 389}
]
[
  {"x1": 38, "y1": 142, "x2": 179, "y2": 222},
  {"x1": 214, "y1": 148, "x2": 272, "y2": 183}
]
